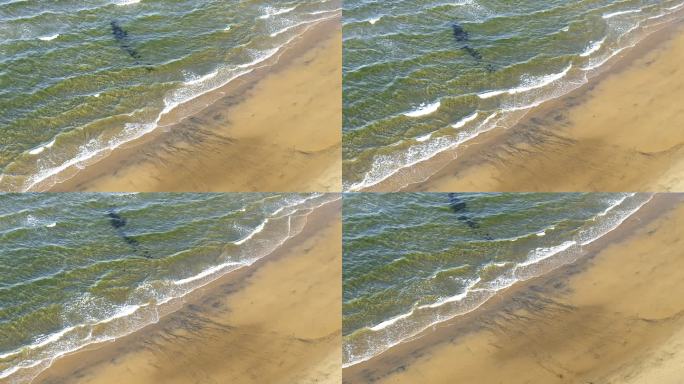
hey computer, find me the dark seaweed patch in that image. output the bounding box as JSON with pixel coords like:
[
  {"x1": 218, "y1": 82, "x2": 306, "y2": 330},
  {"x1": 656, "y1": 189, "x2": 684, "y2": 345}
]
[
  {"x1": 110, "y1": 21, "x2": 153, "y2": 71},
  {"x1": 106, "y1": 210, "x2": 151, "y2": 258},
  {"x1": 452, "y1": 23, "x2": 469, "y2": 42},
  {"x1": 447, "y1": 193, "x2": 493, "y2": 240},
  {"x1": 451, "y1": 22, "x2": 496, "y2": 72}
]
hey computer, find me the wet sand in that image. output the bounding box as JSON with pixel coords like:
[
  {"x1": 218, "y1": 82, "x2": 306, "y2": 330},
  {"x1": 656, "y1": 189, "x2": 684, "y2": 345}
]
[
  {"x1": 45, "y1": 18, "x2": 341, "y2": 193},
  {"x1": 32, "y1": 199, "x2": 341, "y2": 384},
  {"x1": 401, "y1": 18, "x2": 684, "y2": 192},
  {"x1": 343, "y1": 194, "x2": 684, "y2": 384}
]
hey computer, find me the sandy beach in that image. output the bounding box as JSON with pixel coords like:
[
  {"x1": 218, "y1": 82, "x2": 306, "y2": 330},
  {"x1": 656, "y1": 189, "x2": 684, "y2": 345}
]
[
  {"x1": 343, "y1": 193, "x2": 684, "y2": 384},
  {"x1": 392, "y1": 17, "x2": 684, "y2": 192},
  {"x1": 43, "y1": 17, "x2": 341, "y2": 193},
  {"x1": 30, "y1": 198, "x2": 341, "y2": 384}
]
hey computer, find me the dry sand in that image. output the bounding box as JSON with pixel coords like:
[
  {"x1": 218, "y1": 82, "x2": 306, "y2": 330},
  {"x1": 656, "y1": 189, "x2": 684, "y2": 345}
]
[
  {"x1": 343, "y1": 194, "x2": 684, "y2": 384},
  {"x1": 401, "y1": 19, "x2": 684, "y2": 192},
  {"x1": 45, "y1": 18, "x2": 341, "y2": 193},
  {"x1": 32, "y1": 199, "x2": 342, "y2": 384}
]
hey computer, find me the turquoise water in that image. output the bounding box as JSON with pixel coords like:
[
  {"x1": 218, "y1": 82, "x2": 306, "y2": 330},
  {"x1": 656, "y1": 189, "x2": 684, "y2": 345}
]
[
  {"x1": 0, "y1": 0, "x2": 340, "y2": 191},
  {"x1": 342, "y1": 0, "x2": 684, "y2": 190},
  {"x1": 342, "y1": 192, "x2": 653, "y2": 366},
  {"x1": 0, "y1": 192, "x2": 336, "y2": 383}
]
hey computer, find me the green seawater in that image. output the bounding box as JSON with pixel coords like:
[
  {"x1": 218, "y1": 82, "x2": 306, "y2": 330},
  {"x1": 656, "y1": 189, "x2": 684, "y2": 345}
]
[
  {"x1": 342, "y1": 0, "x2": 684, "y2": 190},
  {"x1": 0, "y1": 192, "x2": 335, "y2": 382},
  {"x1": 0, "y1": 0, "x2": 340, "y2": 191},
  {"x1": 342, "y1": 192, "x2": 653, "y2": 365}
]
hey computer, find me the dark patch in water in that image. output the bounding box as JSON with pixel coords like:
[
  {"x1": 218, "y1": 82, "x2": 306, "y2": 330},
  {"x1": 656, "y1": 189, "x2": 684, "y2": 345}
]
[
  {"x1": 451, "y1": 22, "x2": 496, "y2": 73},
  {"x1": 448, "y1": 193, "x2": 467, "y2": 213},
  {"x1": 461, "y1": 45, "x2": 482, "y2": 60},
  {"x1": 107, "y1": 211, "x2": 127, "y2": 228},
  {"x1": 107, "y1": 210, "x2": 151, "y2": 258},
  {"x1": 447, "y1": 194, "x2": 494, "y2": 240},
  {"x1": 110, "y1": 21, "x2": 154, "y2": 72},
  {"x1": 452, "y1": 23, "x2": 469, "y2": 42}
]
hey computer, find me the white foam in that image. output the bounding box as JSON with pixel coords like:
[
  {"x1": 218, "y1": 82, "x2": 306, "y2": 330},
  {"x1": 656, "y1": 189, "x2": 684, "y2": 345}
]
[
  {"x1": 421, "y1": 277, "x2": 482, "y2": 309},
  {"x1": 415, "y1": 133, "x2": 432, "y2": 142},
  {"x1": 46, "y1": 222, "x2": 56, "y2": 228},
  {"x1": 259, "y1": 6, "x2": 296, "y2": 20},
  {"x1": 581, "y1": 44, "x2": 631, "y2": 71},
  {"x1": 234, "y1": 220, "x2": 268, "y2": 245},
  {"x1": 346, "y1": 112, "x2": 500, "y2": 192},
  {"x1": 403, "y1": 101, "x2": 441, "y2": 117},
  {"x1": 580, "y1": 37, "x2": 606, "y2": 57},
  {"x1": 38, "y1": 34, "x2": 59, "y2": 41},
  {"x1": 451, "y1": 111, "x2": 479, "y2": 129},
  {"x1": 579, "y1": 194, "x2": 653, "y2": 246},
  {"x1": 368, "y1": 16, "x2": 381, "y2": 25},
  {"x1": 518, "y1": 241, "x2": 577, "y2": 267},
  {"x1": 114, "y1": 0, "x2": 140, "y2": 5},
  {"x1": 602, "y1": 8, "x2": 641, "y2": 19},
  {"x1": 269, "y1": 16, "x2": 332, "y2": 38},
  {"x1": 369, "y1": 312, "x2": 413, "y2": 331},
  {"x1": 174, "y1": 261, "x2": 244, "y2": 286},
  {"x1": 478, "y1": 64, "x2": 572, "y2": 99},
  {"x1": 99, "y1": 304, "x2": 144, "y2": 324},
  {"x1": 28, "y1": 139, "x2": 55, "y2": 155},
  {"x1": 184, "y1": 70, "x2": 218, "y2": 86}
]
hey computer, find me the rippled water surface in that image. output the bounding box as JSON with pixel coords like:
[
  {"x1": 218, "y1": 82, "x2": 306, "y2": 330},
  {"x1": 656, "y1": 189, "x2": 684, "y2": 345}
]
[
  {"x1": 343, "y1": 192, "x2": 652, "y2": 365},
  {"x1": 342, "y1": 0, "x2": 684, "y2": 190},
  {"x1": 0, "y1": 192, "x2": 335, "y2": 382},
  {"x1": 0, "y1": 0, "x2": 340, "y2": 191}
]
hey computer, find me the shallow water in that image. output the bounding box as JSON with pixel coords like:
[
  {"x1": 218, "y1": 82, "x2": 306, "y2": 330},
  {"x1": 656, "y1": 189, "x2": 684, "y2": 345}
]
[
  {"x1": 342, "y1": 0, "x2": 684, "y2": 190},
  {"x1": 342, "y1": 192, "x2": 653, "y2": 366},
  {"x1": 0, "y1": 192, "x2": 335, "y2": 383},
  {"x1": 0, "y1": 0, "x2": 340, "y2": 191}
]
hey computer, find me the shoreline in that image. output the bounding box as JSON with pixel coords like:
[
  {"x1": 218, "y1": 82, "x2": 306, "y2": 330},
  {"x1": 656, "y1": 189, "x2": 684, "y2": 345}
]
[
  {"x1": 36, "y1": 14, "x2": 341, "y2": 192},
  {"x1": 342, "y1": 193, "x2": 653, "y2": 368},
  {"x1": 353, "y1": 10, "x2": 684, "y2": 192},
  {"x1": 343, "y1": 193, "x2": 684, "y2": 383},
  {"x1": 6, "y1": 196, "x2": 341, "y2": 384},
  {"x1": 343, "y1": 194, "x2": 661, "y2": 369}
]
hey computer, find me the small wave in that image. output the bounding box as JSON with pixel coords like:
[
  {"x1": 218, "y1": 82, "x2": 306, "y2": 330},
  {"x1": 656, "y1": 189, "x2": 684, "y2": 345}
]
[
  {"x1": 419, "y1": 277, "x2": 482, "y2": 309},
  {"x1": 478, "y1": 65, "x2": 572, "y2": 99},
  {"x1": 269, "y1": 15, "x2": 333, "y2": 38},
  {"x1": 173, "y1": 261, "x2": 244, "y2": 286},
  {"x1": 403, "y1": 101, "x2": 441, "y2": 117},
  {"x1": 367, "y1": 16, "x2": 381, "y2": 25},
  {"x1": 602, "y1": 8, "x2": 641, "y2": 19},
  {"x1": 579, "y1": 37, "x2": 606, "y2": 57},
  {"x1": 184, "y1": 70, "x2": 219, "y2": 86},
  {"x1": 37, "y1": 34, "x2": 59, "y2": 41},
  {"x1": 415, "y1": 133, "x2": 432, "y2": 142},
  {"x1": 259, "y1": 6, "x2": 296, "y2": 20},
  {"x1": 28, "y1": 139, "x2": 55, "y2": 155},
  {"x1": 114, "y1": 0, "x2": 140, "y2": 5},
  {"x1": 234, "y1": 220, "x2": 268, "y2": 245},
  {"x1": 1, "y1": 194, "x2": 337, "y2": 382},
  {"x1": 343, "y1": 194, "x2": 653, "y2": 366},
  {"x1": 369, "y1": 312, "x2": 412, "y2": 331},
  {"x1": 451, "y1": 112, "x2": 479, "y2": 129}
]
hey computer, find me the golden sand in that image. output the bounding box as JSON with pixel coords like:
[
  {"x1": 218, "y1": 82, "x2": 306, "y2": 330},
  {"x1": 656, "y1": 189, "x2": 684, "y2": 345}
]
[
  {"x1": 343, "y1": 194, "x2": 684, "y2": 384},
  {"x1": 33, "y1": 200, "x2": 342, "y2": 384},
  {"x1": 46, "y1": 19, "x2": 341, "y2": 193},
  {"x1": 399, "y1": 20, "x2": 684, "y2": 192}
]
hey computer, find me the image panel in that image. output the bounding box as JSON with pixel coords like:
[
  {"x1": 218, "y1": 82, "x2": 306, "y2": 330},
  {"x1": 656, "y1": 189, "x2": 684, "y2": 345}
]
[
  {"x1": 0, "y1": 193, "x2": 341, "y2": 384},
  {"x1": 342, "y1": 1, "x2": 684, "y2": 192},
  {"x1": 343, "y1": 192, "x2": 684, "y2": 383},
  {"x1": 0, "y1": 1, "x2": 341, "y2": 192}
]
